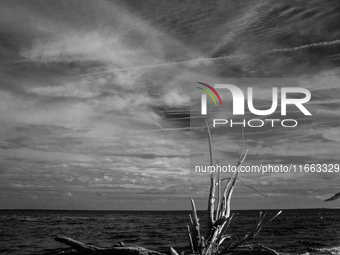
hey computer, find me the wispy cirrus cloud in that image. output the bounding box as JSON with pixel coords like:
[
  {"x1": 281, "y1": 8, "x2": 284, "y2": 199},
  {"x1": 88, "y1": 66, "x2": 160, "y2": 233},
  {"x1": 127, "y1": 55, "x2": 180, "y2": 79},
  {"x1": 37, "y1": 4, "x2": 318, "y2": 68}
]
[{"x1": 1, "y1": 0, "x2": 340, "y2": 210}]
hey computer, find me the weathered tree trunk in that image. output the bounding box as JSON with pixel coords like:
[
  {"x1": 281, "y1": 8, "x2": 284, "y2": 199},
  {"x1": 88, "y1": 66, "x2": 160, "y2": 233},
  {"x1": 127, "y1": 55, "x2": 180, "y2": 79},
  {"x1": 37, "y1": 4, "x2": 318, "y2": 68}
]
[{"x1": 55, "y1": 235, "x2": 166, "y2": 255}]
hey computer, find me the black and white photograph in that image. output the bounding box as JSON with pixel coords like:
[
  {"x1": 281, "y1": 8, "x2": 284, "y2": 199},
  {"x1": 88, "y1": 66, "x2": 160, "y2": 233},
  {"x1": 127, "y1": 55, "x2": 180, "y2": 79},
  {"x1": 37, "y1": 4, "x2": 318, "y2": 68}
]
[{"x1": 1, "y1": 1, "x2": 340, "y2": 254}]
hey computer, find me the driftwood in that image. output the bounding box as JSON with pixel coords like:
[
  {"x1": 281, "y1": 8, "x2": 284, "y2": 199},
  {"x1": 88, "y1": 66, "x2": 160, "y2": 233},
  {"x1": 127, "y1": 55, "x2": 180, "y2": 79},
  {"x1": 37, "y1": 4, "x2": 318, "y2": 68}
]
[
  {"x1": 55, "y1": 235, "x2": 166, "y2": 255},
  {"x1": 54, "y1": 122, "x2": 281, "y2": 255},
  {"x1": 186, "y1": 122, "x2": 281, "y2": 255}
]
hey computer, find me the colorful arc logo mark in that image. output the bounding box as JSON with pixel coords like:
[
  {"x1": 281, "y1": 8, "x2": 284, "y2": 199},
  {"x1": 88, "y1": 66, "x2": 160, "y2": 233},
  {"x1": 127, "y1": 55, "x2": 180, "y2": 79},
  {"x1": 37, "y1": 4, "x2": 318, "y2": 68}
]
[
  {"x1": 196, "y1": 82, "x2": 222, "y2": 115},
  {"x1": 196, "y1": 82, "x2": 222, "y2": 106}
]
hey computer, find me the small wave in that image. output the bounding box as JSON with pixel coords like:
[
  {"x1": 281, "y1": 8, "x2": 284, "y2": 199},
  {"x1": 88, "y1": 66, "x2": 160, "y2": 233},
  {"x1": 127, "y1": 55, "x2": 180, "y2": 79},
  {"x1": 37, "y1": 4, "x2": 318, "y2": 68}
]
[
  {"x1": 308, "y1": 245, "x2": 340, "y2": 254},
  {"x1": 21, "y1": 217, "x2": 39, "y2": 222}
]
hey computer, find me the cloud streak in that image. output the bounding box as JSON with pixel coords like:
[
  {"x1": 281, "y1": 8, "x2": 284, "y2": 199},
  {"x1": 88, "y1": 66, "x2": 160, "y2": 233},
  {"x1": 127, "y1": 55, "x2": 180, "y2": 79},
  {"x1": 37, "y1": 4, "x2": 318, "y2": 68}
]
[{"x1": 1, "y1": 0, "x2": 340, "y2": 209}]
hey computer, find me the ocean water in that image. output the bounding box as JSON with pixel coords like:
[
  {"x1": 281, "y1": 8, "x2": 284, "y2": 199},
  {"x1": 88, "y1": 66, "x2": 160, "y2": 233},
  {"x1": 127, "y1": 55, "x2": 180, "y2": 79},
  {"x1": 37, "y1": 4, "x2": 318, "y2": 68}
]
[{"x1": 1, "y1": 209, "x2": 340, "y2": 255}]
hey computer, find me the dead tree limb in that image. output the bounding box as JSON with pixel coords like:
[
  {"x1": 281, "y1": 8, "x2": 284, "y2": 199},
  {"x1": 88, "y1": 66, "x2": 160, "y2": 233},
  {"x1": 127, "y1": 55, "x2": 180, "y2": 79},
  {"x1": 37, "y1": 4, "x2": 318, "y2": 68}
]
[
  {"x1": 55, "y1": 235, "x2": 166, "y2": 255},
  {"x1": 205, "y1": 119, "x2": 216, "y2": 233},
  {"x1": 188, "y1": 122, "x2": 281, "y2": 255}
]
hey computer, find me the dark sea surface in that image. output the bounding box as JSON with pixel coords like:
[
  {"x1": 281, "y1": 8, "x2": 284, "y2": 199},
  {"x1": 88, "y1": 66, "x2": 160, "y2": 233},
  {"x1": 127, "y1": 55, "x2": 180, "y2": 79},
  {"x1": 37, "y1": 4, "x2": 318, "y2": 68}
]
[{"x1": 1, "y1": 209, "x2": 340, "y2": 255}]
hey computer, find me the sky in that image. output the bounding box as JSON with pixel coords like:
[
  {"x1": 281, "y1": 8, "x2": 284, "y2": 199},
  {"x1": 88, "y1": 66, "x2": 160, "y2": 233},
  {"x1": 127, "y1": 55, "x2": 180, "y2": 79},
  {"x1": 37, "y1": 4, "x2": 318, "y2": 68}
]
[{"x1": 0, "y1": 0, "x2": 340, "y2": 210}]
